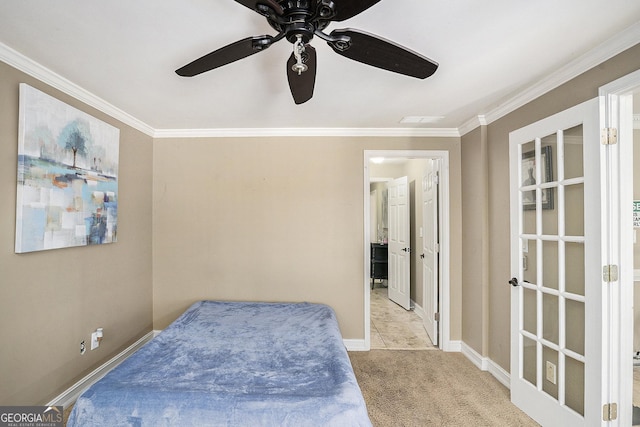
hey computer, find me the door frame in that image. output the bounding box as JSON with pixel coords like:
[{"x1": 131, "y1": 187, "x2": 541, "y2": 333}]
[
  {"x1": 363, "y1": 150, "x2": 451, "y2": 350},
  {"x1": 598, "y1": 69, "x2": 639, "y2": 426}
]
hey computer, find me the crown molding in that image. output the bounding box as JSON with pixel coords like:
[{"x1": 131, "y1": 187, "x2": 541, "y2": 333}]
[
  {"x1": 2, "y1": 19, "x2": 636, "y2": 140},
  {"x1": 153, "y1": 127, "x2": 461, "y2": 139},
  {"x1": 460, "y1": 22, "x2": 640, "y2": 135},
  {"x1": 0, "y1": 42, "x2": 459, "y2": 140},
  {"x1": 458, "y1": 115, "x2": 488, "y2": 136},
  {"x1": 0, "y1": 42, "x2": 155, "y2": 137}
]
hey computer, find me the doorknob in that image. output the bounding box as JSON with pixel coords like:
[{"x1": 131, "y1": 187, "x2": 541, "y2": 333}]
[
  {"x1": 402, "y1": 248, "x2": 411, "y2": 253},
  {"x1": 420, "y1": 254, "x2": 425, "y2": 259},
  {"x1": 509, "y1": 277, "x2": 519, "y2": 287}
]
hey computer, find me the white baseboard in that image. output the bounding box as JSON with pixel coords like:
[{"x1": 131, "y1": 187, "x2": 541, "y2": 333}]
[
  {"x1": 47, "y1": 331, "x2": 154, "y2": 408},
  {"x1": 344, "y1": 339, "x2": 368, "y2": 351},
  {"x1": 487, "y1": 358, "x2": 510, "y2": 388},
  {"x1": 461, "y1": 341, "x2": 488, "y2": 370},
  {"x1": 443, "y1": 339, "x2": 462, "y2": 352},
  {"x1": 461, "y1": 341, "x2": 510, "y2": 389}
]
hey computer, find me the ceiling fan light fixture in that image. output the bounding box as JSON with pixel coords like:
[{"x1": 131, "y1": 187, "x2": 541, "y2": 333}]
[{"x1": 292, "y1": 35, "x2": 308, "y2": 75}]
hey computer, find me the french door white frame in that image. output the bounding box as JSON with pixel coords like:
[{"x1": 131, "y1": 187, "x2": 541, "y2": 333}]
[
  {"x1": 363, "y1": 150, "x2": 452, "y2": 351},
  {"x1": 598, "y1": 69, "x2": 639, "y2": 426},
  {"x1": 509, "y1": 98, "x2": 602, "y2": 425}
]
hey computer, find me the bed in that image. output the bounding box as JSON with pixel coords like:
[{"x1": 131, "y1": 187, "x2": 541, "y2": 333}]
[{"x1": 67, "y1": 300, "x2": 372, "y2": 426}]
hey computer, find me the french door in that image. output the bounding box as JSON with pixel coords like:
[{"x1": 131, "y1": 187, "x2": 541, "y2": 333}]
[{"x1": 509, "y1": 98, "x2": 606, "y2": 425}]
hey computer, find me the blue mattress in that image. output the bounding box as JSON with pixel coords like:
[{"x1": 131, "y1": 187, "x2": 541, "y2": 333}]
[{"x1": 67, "y1": 301, "x2": 371, "y2": 426}]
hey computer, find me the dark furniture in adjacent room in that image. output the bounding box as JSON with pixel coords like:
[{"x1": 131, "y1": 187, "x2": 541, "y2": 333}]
[{"x1": 370, "y1": 243, "x2": 388, "y2": 288}]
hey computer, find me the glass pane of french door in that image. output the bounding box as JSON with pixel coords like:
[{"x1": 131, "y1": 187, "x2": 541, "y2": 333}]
[{"x1": 518, "y1": 124, "x2": 585, "y2": 416}]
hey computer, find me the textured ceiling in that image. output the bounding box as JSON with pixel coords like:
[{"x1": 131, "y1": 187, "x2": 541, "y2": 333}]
[{"x1": 1, "y1": 0, "x2": 639, "y2": 133}]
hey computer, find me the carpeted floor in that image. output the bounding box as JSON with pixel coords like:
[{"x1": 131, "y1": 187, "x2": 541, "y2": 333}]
[{"x1": 349, "y1": 350, "x2": 539, "y2": 426}]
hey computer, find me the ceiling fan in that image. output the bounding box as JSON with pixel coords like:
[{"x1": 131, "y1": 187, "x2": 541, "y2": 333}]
[{"x1": 176, "y1": 0, "x2": 438, "y2": 104}]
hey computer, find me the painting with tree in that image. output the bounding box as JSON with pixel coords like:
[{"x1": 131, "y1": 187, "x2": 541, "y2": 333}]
[{"x1": 15, "y1": 84, "x2": 120, "y2": 253}]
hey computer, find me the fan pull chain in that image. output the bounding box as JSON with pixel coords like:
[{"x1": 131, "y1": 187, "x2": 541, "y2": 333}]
[{"x1": 291, "y1": 35, "x2": 308, "y2": 75}]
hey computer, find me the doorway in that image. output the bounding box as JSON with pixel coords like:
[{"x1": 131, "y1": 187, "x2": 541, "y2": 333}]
[{"x1": 363, "y1": 150, "x2": 451, "y2": 351}]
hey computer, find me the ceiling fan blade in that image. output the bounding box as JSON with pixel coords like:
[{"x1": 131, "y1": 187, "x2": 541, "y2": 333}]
[
  {"x1": 287, "y1": 44, "x2": 317, "y2": 104},
  {"x1": 332, "y1": 0, "x2": 381, "y2": 21},
  {"x1": 176, "y1": 36, "x2": 274, "y2": 77},
  {"x1": 328, "y1": 28, "x2": 438, "y2": 79},
  {"x1": 234, "y1": 0, "x2": 284, "y2": 15}
]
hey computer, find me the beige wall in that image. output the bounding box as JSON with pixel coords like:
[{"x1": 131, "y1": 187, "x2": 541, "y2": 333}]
[
  {"x1": 153, "y1": 137, "x2": 462, "y2": 341},
  {"x1": 461, "y1": 126, "x2": 486, "y2": 354},
  {"x1": 462, "y1": 43, "x2": 640, "y2": 371},
  {"x1": 0, "y1": 62, "x2": 154, "y2": 405}
]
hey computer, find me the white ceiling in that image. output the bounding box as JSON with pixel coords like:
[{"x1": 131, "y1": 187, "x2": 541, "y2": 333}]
[{"x1": 1, "y1": 0, "x2": 639, "y2": 135}]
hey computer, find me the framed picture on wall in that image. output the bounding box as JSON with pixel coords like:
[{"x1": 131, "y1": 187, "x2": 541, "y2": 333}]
[
  {"x1": 15, "y1": 84, "x2": 120, "y2": 253},
  {"x1": 521, "y1": 145, "x2": 554, "y2": 210}
]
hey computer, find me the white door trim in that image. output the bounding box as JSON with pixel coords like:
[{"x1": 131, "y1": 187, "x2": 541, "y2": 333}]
[
  {"x1": 598, "y1": 69, "x2": 640, "y2": 427},
  {"x1": 364, "y1": 150, "x2": 451, "y2": 351}
]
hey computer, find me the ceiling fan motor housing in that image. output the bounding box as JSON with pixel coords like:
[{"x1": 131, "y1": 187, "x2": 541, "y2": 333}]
[{"x1": 266, "y1": 0, "x2": 334, "y2": 44}]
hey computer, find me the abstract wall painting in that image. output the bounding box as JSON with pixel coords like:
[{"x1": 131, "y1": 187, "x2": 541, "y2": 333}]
[{"x1": 15, "y1": 84, "x2": 120, "y2": 253}]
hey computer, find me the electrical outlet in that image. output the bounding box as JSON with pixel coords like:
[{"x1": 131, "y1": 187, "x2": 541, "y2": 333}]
[
  {"x1": 80, "y1": 340, "x2": 86, "y2": 355},
  {"x1": 546, "y1": 361, "x2": 557, "y2": 385},
  {"x1": 91, "y1": 332, "x2": 100, "y2": 350}
]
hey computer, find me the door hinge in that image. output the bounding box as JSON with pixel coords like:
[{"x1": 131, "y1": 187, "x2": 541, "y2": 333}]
[
  {"x1": 603, "y1": 403, "x2": 618, "y2": 421},
  {"x1": 435, "y1": 312, "x2": 440, "y2": 322},
  {"x1": 433, "y1": 172, "x2": 440, "y2": 185},
  {"x1": 601, "y1": 127, "x2": 618, "y2": 145},
  {"x1": 434, "y1": 243, "x2": 440, "y2": 253},
  {"x1": 602, "y1": 264, "x2": 619, "y2": 282}
]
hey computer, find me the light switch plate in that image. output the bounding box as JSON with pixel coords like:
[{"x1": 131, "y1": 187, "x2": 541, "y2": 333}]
[{"x1": 91, "y1": 332, "x2": 100, "y2": 350}]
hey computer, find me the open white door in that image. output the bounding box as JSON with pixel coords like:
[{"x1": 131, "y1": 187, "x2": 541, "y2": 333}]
[
  {"x1": 509, "y1": 98, "x2": 606, "y2": 425},
  {"x1": 422, "y1": 160, "x2": 439, "y2": 346},
  {"x1": 388, "y1": 176, "x2": 411, "y2": 310}
]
